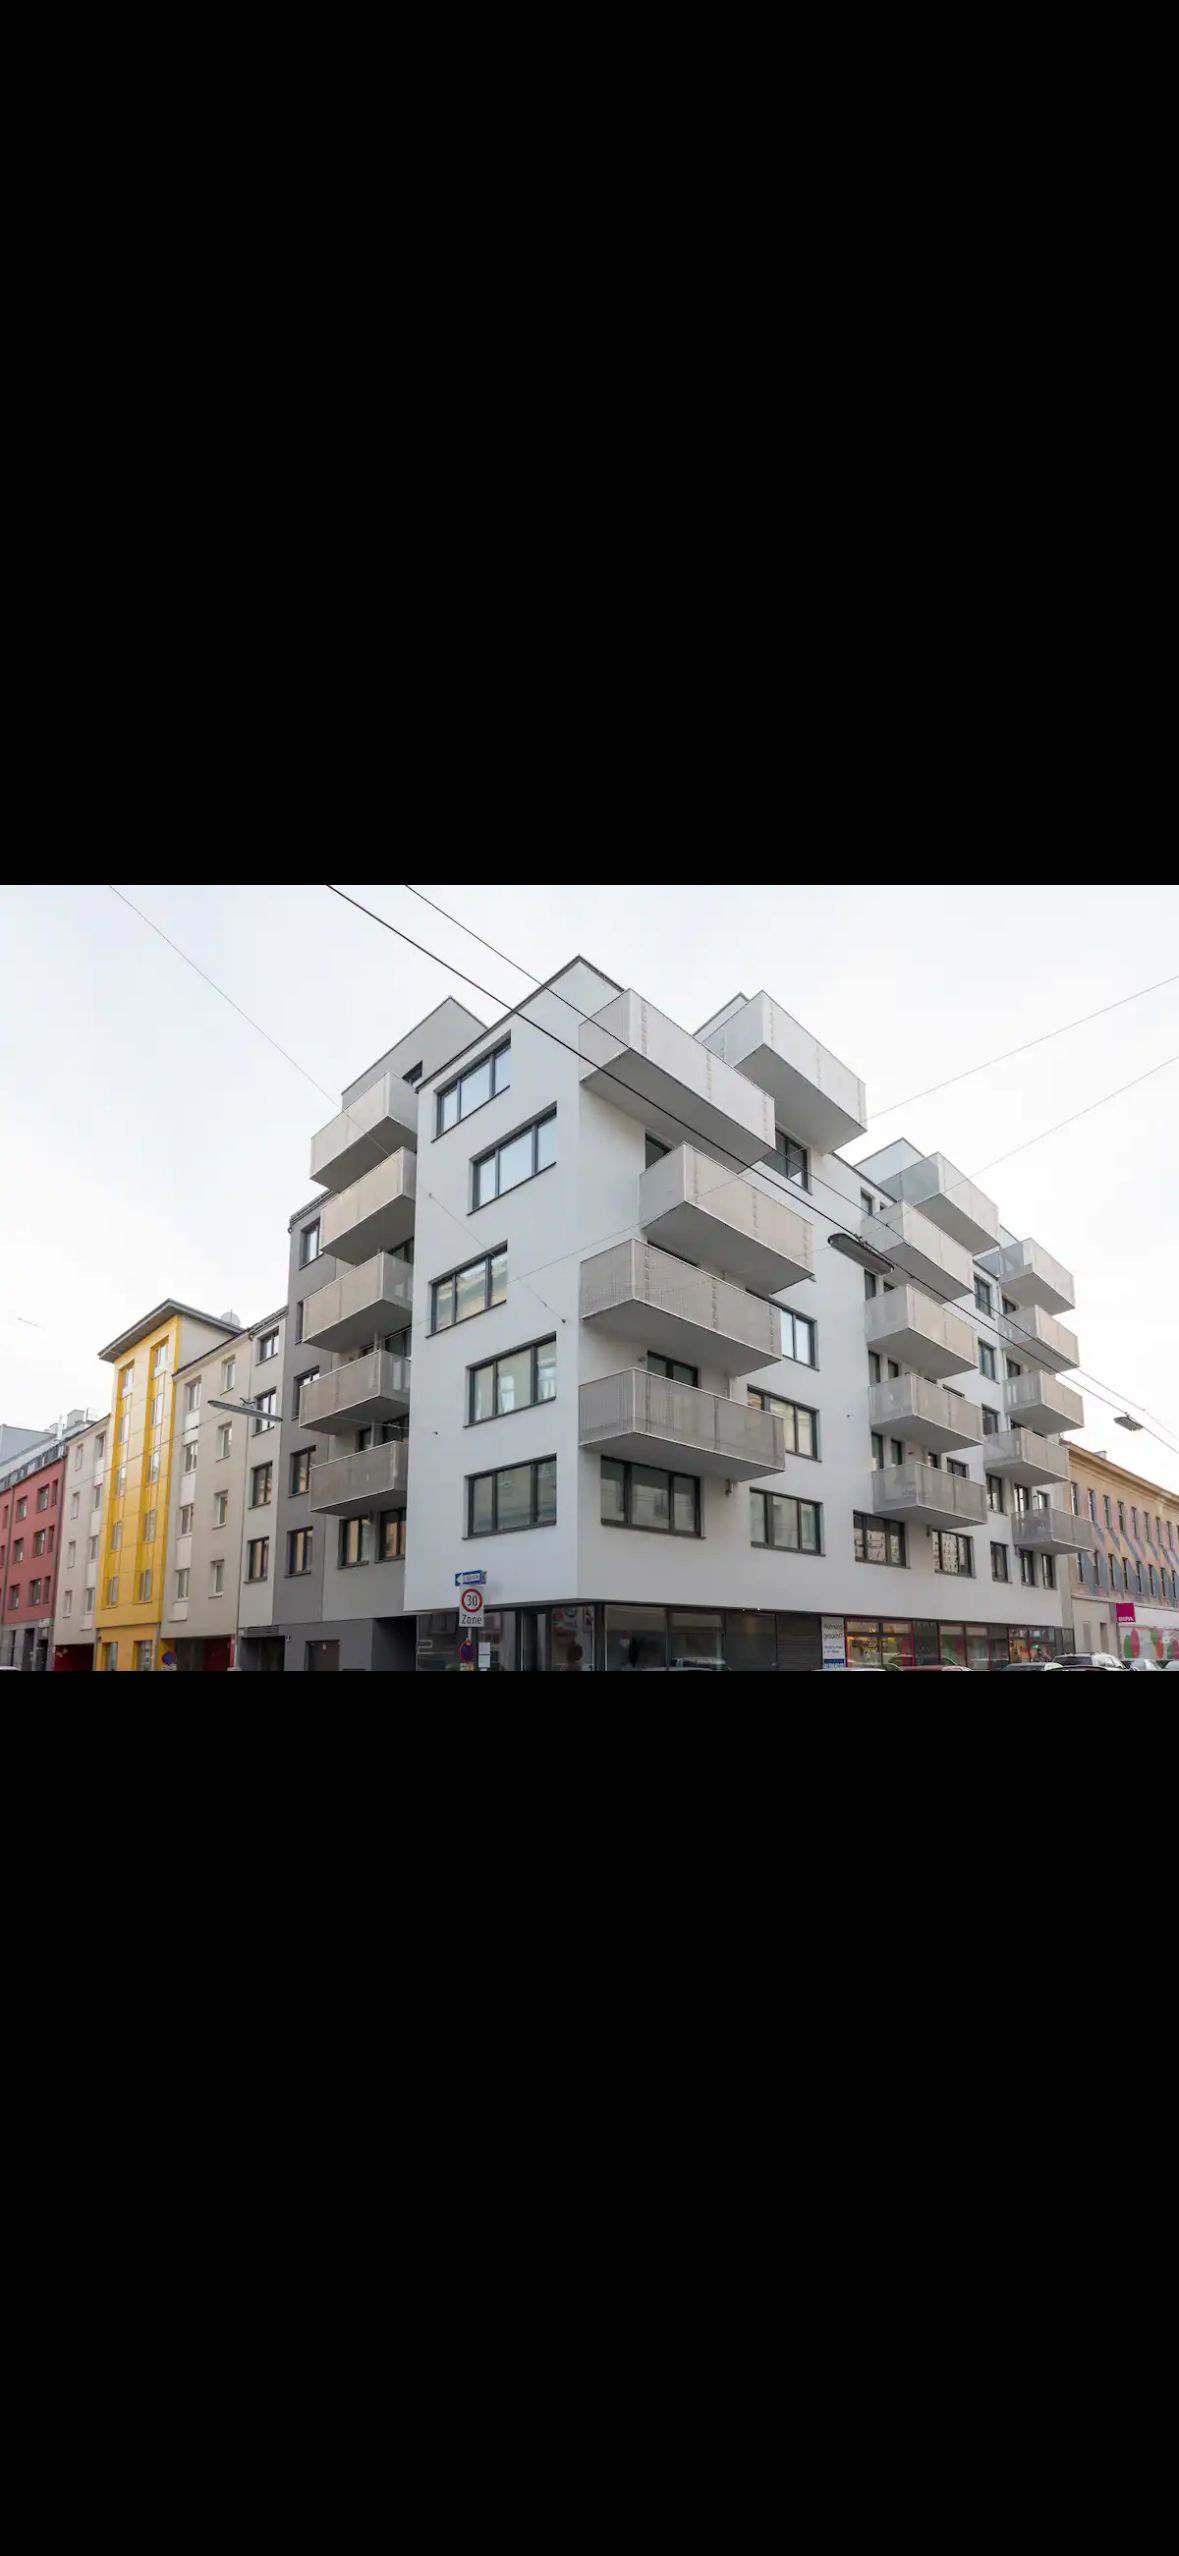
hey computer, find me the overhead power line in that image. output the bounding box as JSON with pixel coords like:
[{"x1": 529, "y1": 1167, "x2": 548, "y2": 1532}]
[{"x1": 865, "y1": 969, "x2": 1179, "y2": 1120}]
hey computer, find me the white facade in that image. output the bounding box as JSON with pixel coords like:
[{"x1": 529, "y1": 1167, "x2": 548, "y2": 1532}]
[
  {"x1": 160, "y1": 1328, "x2": 253, "y2": 1663},
  {"x1": 52, "y1": 1417, "x2": 109, "y2": 1657}
]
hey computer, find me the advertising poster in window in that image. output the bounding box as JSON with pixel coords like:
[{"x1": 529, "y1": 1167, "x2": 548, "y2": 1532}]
[{"x1": 821, "y1": 1616, "x2": 847, "y2": 1670}]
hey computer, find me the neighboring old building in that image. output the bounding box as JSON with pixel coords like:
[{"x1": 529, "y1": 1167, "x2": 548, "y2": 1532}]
[
  {"x1": 1, "y1": 1416, "x2": 99, "y2": 1670},
  {"x1": 95, "y1": 1301, "x2": 240, "y2": 1674},
  {"x1": 52, "y1": 1417, "x2": 110, "y2": 1669},
  {"x1": 1065, "y1": 1447, "x2": 1179, "y2": 1663},
  {"x1": 236, "y1": 1309, "x2": 288, "y2": 1672},
  {"x1": 158, "y1": 1324, "x2": 253, "y2": 1671}
]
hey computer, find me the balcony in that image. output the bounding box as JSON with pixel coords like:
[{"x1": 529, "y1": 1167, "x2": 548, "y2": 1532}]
[
  {"x1": 321, "y1": 1151, "x2": 417, "y2": 1266},
  {"x1": 1003, "y1": 1371, "x2": 1084, "y2": 1437},
  {"x1": 640, "y1": 1145, "x2": 814, "y2": 1293},
  {"x1": 872, "y1": 1462, "x2": 987, "y2": 1530},
  {"x1": 311, "y1": 1072, "x2": 420, "y2": 1193},
  {"x1": 697, "y1": 992, "x2": 867, "y2": 1150},
  {"x1": 310, "y1": 1440, "x2": 409, "y2": 1519},
  {"x1": 299, "y1": 1352, "x2": 411, "y2": 1437},
  {"x1": 978, "y1": 1236, "x2": 1075, "y2": 1315},
  {"x1": 868, "y1": 1375, "x2": 983, "y2": 1456},
  {"x1": 580, "y1": 990, "x2": 775, "y2": 1168},
  {"x1": 1012, "y1": 1508, "x2": 1098, "y2": 1559},
  {"x1": 580, "y1": 1239, "x2": 781, "y2": 1376},
  {"x1": 866, "y1": 1202, "x2": 974, "y2": 1302},
  {"x1": 998, "y1": 1303, "x2": 1079, "y2": 1374},
  {"x1": 300, "y1": 1252, "x2": 414, "y2": 1354},
  {"x1": 866, "y1": 1287, "x2": 977, "y2": 1380},
  {"x1": 982, "y1": 1429, "x2": 1069, "y2": 1488},
  {"x1": 579, "y1": 1370, "x2": 785, "y2": 1482},
  {"x1": 872, "y1": 1152, "x2": 1000, "y2": 1258}
]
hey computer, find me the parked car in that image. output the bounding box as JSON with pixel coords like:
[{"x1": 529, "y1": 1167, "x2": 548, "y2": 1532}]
[{"x1": 1059, "y1": 1652, "x2": 1125, "y2": 1672}]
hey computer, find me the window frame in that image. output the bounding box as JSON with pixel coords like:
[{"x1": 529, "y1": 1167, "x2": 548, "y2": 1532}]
[
  {"x1": 431, "y1": 1246, "x2": 509, "y2": 1336},
  {"x1": 466, "y1": 1457, "x2": 558, "y2": 1538},
  {"x1": 752, "y1": 1490, "x2": 823, "y2": 1555},
  {"x1": 289, "y1": 1449, "x2": 312, "y2": 1498},
  {"x1": 747, "y1": 1387, "x2": 820, "y2": 1460},
  {"x1": 287, "y1": 1526, "x2": 314, "y2": 1577},
  {"x1": 468, "y1": 1335, "x2": 557, "y2": 1426},
  {"x1": 780, "y1": 1307, "x2": 819, "y2": 1369},
  {"x1": 852, "y1": 1512, "x2": 906, "y2": 1567},
  {"x1": 246, "y1": 1538, "x2": 270, "y2": 1585},
  {"x1": 436, "y1": 1040, "x2": 512, "y2": 1137},
  {"x1": 471, "y1": 1109, "x2": 557, "y2": 1210}
]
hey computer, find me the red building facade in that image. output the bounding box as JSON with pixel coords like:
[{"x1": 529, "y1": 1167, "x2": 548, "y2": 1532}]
[{"x1": 0, "y1": 1443, "x2": 68, "y2": 1673}]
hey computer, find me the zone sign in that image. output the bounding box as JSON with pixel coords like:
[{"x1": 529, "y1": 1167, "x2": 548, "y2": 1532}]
[{"x1": 460, "y1": 1587, "x2": 486, "y2": 1623}]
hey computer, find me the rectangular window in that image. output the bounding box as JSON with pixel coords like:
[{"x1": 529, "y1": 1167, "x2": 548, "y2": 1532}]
[
  {"x1": 864, "y1": 1271, "x2": 878, "y2": 1301},
  {"x1": 17, "y1": 1499, "x2": 27, "y2": 1521},
  {"x1": 175, "y1": 1568, "x2": 190, "y2": 1599},
  {"x1": 473, "y1": 1110, "x2": 557, "y2": 1207},
  {"x1": 380, "y1": 1510, "x2": 407, "y2": 1561},
  {"x1": 1088, "y1": 1488, "x2": 1098, "y2": 1522},
  {"x1": 751, "y1": 1491, "x2": 822, "y2": 1553},
  {"x1": 210, "y1": 1560, "x2": 225, "y2": 1597},
  {"x1": 1040, "y1": 1556, "x2": 1056, "y2": 1590},
  {"x1": 975, "y1": 1276, "x2": 994, "y2": 1315},
  {"x1": 295, "y1": 1370, "x2": 320, "y2": 1419},
  {"x1": 36, "y1": 1487, "x2": 49, "y2": 1512},
  {"x1": 217, "y1": 1424, "x2": 233, "y2": 1459},
  {"x1": 1012, "y1": 1485, "x2": 1030, "y2": 1514},
  {"x1": 984, "y1": 1406, "x2": 1000, "y2": 1436},
  {"x1": 258, "y1": 1329, "x2": 279, "y2": 1364},
  {"x1": 300, "y1": 1220, "x2": 322, "y2": 1267},
  {"x1": 254, "y1": 1391, "x2": 277, "y2": 1436},
  {"x1": 183, "y1": 1444, "x2": 198, "y2": 1474},
  {"x1": 987, "y1": 1474, "x2": 1004, "y2": 1513},
  {"x1": 120, "y1": 1366, "x2": 134, "y2": 1400},
  {"x1": 110, "y1": 1522, "x2": 123, "y2": 1553},
  {"x1": 88, "y1": 1537, "x2": 98, "y2": 1564},
  {"x1": 67, "y1": 1541, "x2": 76, "y2": 1569},
  {"x1": 251, "y1": 1463, "x2": 274, "y2": 1508},
  {"x1": 147, "y1": 1450, "x2": 160, "y2": 1483},
  {"x1": 150, "y1": 1394, "x2": 165, "y2": 1427},
  {"x1": 747, "y1": 1388, "x2": 819, "y2": 1458},
  {"x1": 780, "y1": 1308, "x2": 817, "y2": 1367},
  {"x1": 152, "y1": 1345, "x2": 167, "y2": 1376},
  {"x1": 647, "y1": 1353, "x2": 699, "y2": 1389},
  {"x1": 33, "y1": 1530, "x2": 46, "y2": 1557},
  {"x1": 289, "y1": 1449, "x2": 312, "y2": 1498},
  {"x1": 7, "y1": 1587, "x2": 18, "y2": 1610},
  {"x1": 772, "y1": 1129, "x2": 809, "y2": 1190},
  {"x1": 979, "y1": 1344, "x2": 997, "y2": 1381},
  {"x1": 62, "y1": 1590, "x2": 72, "y2": 1619},
  {"x1": 868, "y1": 1353, "x2": 882, "y2": 1385},
  {"x1": 437, "y1": 1040, "x2": 511, "y2": 1134},
  {"x1": 135, "y1": 1642, "x2": 153, "y2": 1674},
  {"x1": 287, "y1": 1527, "x2": 314, "y2": 1576},
  {"x1": 947, "y1": 1459, "x2": 968, "y2": 1480},
  {"x1": 116, "y1": 1467, "x2": 126, "y2": 1496},
  {"x1": 432, "y1": 1247, "x2": 508, "y2": 1334},
  {"x1": 1104, "y1": 1494, "x2": 1113, "y2": 1530},
  {"x1": 102, "y1": 1644, "x2": 118, "y2": 1673},
  {"x1": 142, "y1": 1509, "x2": 157, "y2": 1544},
  {"x1": 296, "y1": 1302, "x2": 306, "y2": 1346},
  {"x1": 1006, "y1": 1359, "x2": 1022, "y2": 1381},
  {"x1": 70, "y1": 1492, "x2": 79, "y2": 1520},
  {"x1": 468, "y1": 1457, "x2": 557, "y2": 1535},
  {"x1": 853, "y1": 1514, "x2": 906, "y2": 1566},
  {"x1": 213, "y1": 1492, "x2": 229, "y2": 1529},
  {"x1": 991, "y1": 1542, "x2": 1009, "y2": 1582},
  {"x1": 247, "y1": 1539, "x2": 270, "y2": 1584},
  {"x1": 29, "y1": 1580, "x2": 43, "y2": 1606},
  {"x1": 932, "y1": 1532, "x2": 974, "y2": 1576},
  {"x1": 74, "y1": 1444, "x2": 84, "y2": 1472},
  {"x1": 222, "y1": 1357, "x2": 237, "y2": 1393},
  {"x1": 645, "y1": 1134, "x2": 671, "y2": 1168},
  {"x1": 178, "y1": 1505, "x2": 193, "y2": 1538},
  {"x1": 1019, "y1": 1552, "x2": 1036, "y2": 1588},
  {"x1": 469, "y1": 1335, "x2": 557, "y2": 1423},
  {"x1": 338, "y1": 1517, "x2": 373, "y2": 1568},
  {"x1": 84, "y1": 1587, "x2": 96, "y2": 1615},
  {"x1": 185, "y1": 1380, "x2": 201, "y2": 1414},
  {"x1": 601, "y1": 1458, "x2": 698, "y2": 1537}
]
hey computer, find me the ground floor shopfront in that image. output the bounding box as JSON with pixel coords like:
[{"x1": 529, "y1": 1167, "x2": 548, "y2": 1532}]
[
  {"x1": 1, "y1": 1620, "x2": 53, "y2": 1671},
  {"x1": 415, "y1": 1607, "x2": 1071, "y2": 1672}
]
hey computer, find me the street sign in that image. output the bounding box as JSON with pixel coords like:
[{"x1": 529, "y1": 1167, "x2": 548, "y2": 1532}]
[
  {"x1": 460, "y1": 1587, "x2": 486, "y2": 1623},
  {"x1": 455, "y1": 1570, "x2": 487, "y2": 1589},
  {"x1": 460, "y1": 1636, "x2": 475, "y2": 1668},
  {"x1": 479, "y1": 1643, "x2": 491, "y2": 1672}
]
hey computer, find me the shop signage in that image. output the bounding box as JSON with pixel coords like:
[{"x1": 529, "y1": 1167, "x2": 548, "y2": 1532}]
[
  {"x1": 822, "y1": 1615, "x2": 847, "y2": 1670},
  {"x1": 1116, "y1": 1603, "x2": 1136, "y2": 1622}
]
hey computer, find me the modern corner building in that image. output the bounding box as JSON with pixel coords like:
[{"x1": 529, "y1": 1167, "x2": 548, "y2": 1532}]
[
  {"x1": 95, "y1": 1300, "x2": 240, "y2": 1673},
  {"x1": 1064, "y1": 1446, "x2": 1179, "y2": 1663},
  {"x1": 235, "y1": 961, "x2": 1096, "y2": 1672}
]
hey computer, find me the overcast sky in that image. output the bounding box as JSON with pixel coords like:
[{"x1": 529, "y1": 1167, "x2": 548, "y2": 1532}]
[{"x1": 3, "y1": 880, "x2": 1177, "y2": 1490}]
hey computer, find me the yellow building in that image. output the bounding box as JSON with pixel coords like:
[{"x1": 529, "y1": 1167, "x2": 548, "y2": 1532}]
[
  {"x1": 1066, "y1": 1445, "x2": 1179, "y2": 1664},
  {"x1": 95, "y1": 1301, "x2": 238, "y2": 1673}
]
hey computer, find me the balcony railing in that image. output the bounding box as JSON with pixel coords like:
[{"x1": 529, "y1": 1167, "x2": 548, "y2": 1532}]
[
  {"x1": 998, "y1": 1303, "x2": 1079, "y2": 1374},
  {"x1": 639, "y1": 1145, "x2": 814, "y2": 1293},
  {"x1": 1003, "y1": 1371, "x2": 1084, "y2": 1437},
  {"x1": 868, "y1": 1375, "x2": 983, "y2": 1455},
  {"x1": 299, "y1": 1352, "x2": 411, "y2": 1437},
  {"x1": 1012, "y1": 1508, "x2": 1098, "y2": 1558},
  {"x1": 580, "y1": 1239, "x2": 782, "y2": 1376},
  {"x1": 579, "y1": 1369, "x2": 785, "y2": 1481},
  {"x1": 865, "y1": 1286, "x2": 977, "y2": 1380},
  {"x1": 580, "y1": 990, "x2": 775, "y2": 1168},
  {"x1": 981, "y1": 1429, "x2": 1069, "y2": 1487},
  {"x1": 865, "y1": 1201, "x2": 974, "y2": 1303},
  {"x1": 321, "y1": 1150, "x2": 417, "y2": 1267},
  {"x1": 310, "y1": 1440, "x2": 409, "y2": 1518},
  {"x1": 872, "y1": 1461, "x2": 988, "y2": 1529},
  {"x1": 311, "y1": 1072, "x2": 419, "y2": 1193},
  {"x1": 978, "y1": 1235, "x2": 1075, "y2": 1315},
  {"x1": 696, "y1": 992, "x2": 867, "y2": 1150},
  {"x1": 300, "y1": 1252, "x2": 414, "y2": 1354},
  {"x1": 871, "y1": 1151, "x2": 1000, "y2": 1258}
]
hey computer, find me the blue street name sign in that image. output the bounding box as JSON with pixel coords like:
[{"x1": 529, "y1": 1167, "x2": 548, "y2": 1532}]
[{"x1": 455, "y1": 1570, "x2": 487, "y2": 1588}]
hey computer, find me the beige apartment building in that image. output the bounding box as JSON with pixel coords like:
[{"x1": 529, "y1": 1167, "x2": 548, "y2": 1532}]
[
  {"x1": 52, "y1": 1417, "x2": 110, "y2": 1666},
  {"x1": 1066, "y1": 1446, "x2": 1179, "y2": 1662}
]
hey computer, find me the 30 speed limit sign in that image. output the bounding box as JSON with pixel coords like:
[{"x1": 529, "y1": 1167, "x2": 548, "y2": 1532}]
[{"x1": 459, "y1": 1587, "x2": 485, "y2": 1625}]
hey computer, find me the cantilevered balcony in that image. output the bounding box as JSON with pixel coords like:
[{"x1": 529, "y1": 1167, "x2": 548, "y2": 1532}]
[
  {"x1": 1012, "y1": 1508, "x2": 1098, "y2": 1560},
  {"x1": 982, "y1": 1429, "x2": 1069, "y2": 1488},
  {"x1": 998, "y1": 1303, "x2": 1079, "y2": 1374},
  {"x1": 978, "y1": 1236, "x2": 1075, "y2": 1315},
  {"x1": 299, "y1": 1352, "x2": 411, "y2": 1437},
  {"x1": 580, "y1": 1239, "x2": 781, "y2": 1376},
  {"x1": 866, "y1": 1201, "x2": 974, "y2": 1302},
  {"x1": 866, "y1": 1287, "x2": 977, "y2": 1380},
  {"x1": 310, "y1": 1440, "x2": 409, "y2": 1518},
  {"x1": 311, "y1": 1072, "x2": 420, "y2": 1192},
  {"x1": 868, "y1": 1375, "x2": 983, "y2": 1456},
  {"x1": 580, "y1": 991, "x2": 775, "y2": 1167},
  {"x1": 579, "y1": 1370, "x2": 785, "y2": 1482},
  {"x1": 300, "y1": 1253, "x2": 414, "y2": 1354},
  {"x1": 873, "y1": 1152, "x2": 1000, "y2": 1258},
  {"x1": 640, "y1": 1145, "x2": 814, "y2": 1292},
  {"x1": 1003, "y1": 1371, "x2": 1084, "y2": 1436},
  {"x1": 696, "y1": 992, "x2": 867, "y2": 1150},
  {"x1": 321, "y1": 1151, "x2": 417, "y2": 1266},
  {"x1": 872, "y1": 1462, "x2": 987, "y2": 1530}
]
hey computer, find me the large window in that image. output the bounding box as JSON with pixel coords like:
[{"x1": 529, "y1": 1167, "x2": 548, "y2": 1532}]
[
  {"x1": 432, "y1": 1248, "x2": 507, "y2": 1334},
  {"x1": 473, "y1": 1110, "x2": 556, "y2": 1207},
  {"x1": 380, "y1": 1510, "x2": 407, "y2": 1561},
  {"x1": 470, "y1": 1336, "x2": 557, "y2": 1423},
  {"x1": 933, "y1": 1532, "x2": 974, "y2": 1575},
  {"x1": 780, "y1": 1308, "x2": 817, "y2": 1367},
  {"x1": 288, "y1": 1528, "x2": 314, "y2": 1576},
  {"x1": 853, "y1": 1514, "x2": 905, "y2": 1566},
  {"x1": 771, "y1": 1128, "x2": 809, "y2": 1190},
  {"x1": 752, "y1": 1492, "x2": 822, "y2": 1553},
  {"x1": 339, "y1": 1518, "x2": 373, "y2": 1568},
  {"x1": 300, "y1": 1220, "x2": 322, "y2": 1268},
  {"x1": 247, "y1": 1539, "x2": 270, "y2": 1584},
  {"x1": 975, "y1": 1276, "x2": 994, "y2": 1315},
  {"x1": 602, "y1": 1459, "x2": 700, "y2": 1537},
  {"x1": 991, "y1": 1542, "x2": 1009, "y2": 1582},
  {"x1": 982, "y1": 1407, "x2": 1000, "y2": 1435},
  {"x1": 468, "y1": 1458, "x2": 556, "y2": 1536},
  {"x1": 979, "y1": 1344, "x2": 997, "y2": 1381},
  {"x1": 438, "y1": 1041, "x2": 511, "y2": 1134},
  {"x1": 987, "y1": 1474, "x2": 1005, "y2": 1513},
  {"x1": 607, "y1": 1605, "x2": 668, "y2": 1672},
  {"x1": 251, "y1": 1463, "x2": 273, "y2": 1508},
  {"x1": 748, "y1": 1388, "x2": 819, "y2": 1458},
  {"x1": 257, "y1": 1329, "x2": 279, "y2": 1364},
  {"x1": 290, "y1": 1449, "x2": 312, "y2": 1497},
  {"x1": 254, "y1": 1392, "x2": 277, "y2": 1436}
]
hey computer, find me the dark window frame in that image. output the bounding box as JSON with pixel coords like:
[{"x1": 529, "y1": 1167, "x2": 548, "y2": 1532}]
[
  {"x1": 436, "y1": 1040, "x2": 512, "y2": 1138},
  {"x1": 751, "y1": 1490, "x2": 823, "y2": 1555},
  {"x1": 467, "y1": 1457, "x2": 557, "y2": 1538},
  {"x1": 780, "y1": 1307, "x2": 819, "y2": 1370},
  {"x1": 287, "y1": 1527, "x2": 314, "y2": 1577},
  {"x1": 300, "y1": 1220, "x2": 322, "y2": 1268},
  {"x1": 246, "y1": 1538, "x2": 270, "y2": 1584},
  {"x1": 468, "y1": 1335, "x2": 557, "y2": 1426},
  {"x1": 250, "y1": 1462, "x2": 274, "y2": 1510},
  {"x1": 932, "y1": 1531, "x2": 975, "y2": 1577},
  {"x1": 853, "y1": 1512, "x2": 906, "y2": 1567},
  {"x1": 600, "y1": 1457, "x2": 701, "y2": 1539},
  {"x1": 289, "y1": 1448, "x2": 312, "y2": 1498},
  {"x1": 748, "y1": 1387, "x2": 820, "y2": 1459},
  {"x1": 431, "y1": 1246, "x2": 508, "y2": 1336},
  {"x1": 471, "y1": 1108, "x2": 557, "y2": 1211}
]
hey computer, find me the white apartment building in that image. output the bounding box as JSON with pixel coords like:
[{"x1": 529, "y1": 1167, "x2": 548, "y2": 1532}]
[
  {"x1": 52, "y1": 1417, "x2": 109, "y2": 1666},
  {"x1": 285, "y1": 957, "x2": 1094, "y2": 1672}
]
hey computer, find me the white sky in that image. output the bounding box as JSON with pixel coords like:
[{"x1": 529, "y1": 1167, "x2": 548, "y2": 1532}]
[{"x1": 3, "y1": 880, "x2": 1177, "y2": 1492}]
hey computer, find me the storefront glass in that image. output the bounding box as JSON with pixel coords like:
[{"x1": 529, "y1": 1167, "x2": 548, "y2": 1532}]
[
  {"x1": 846, "y1": 1619, "x2": 883, "y2": 1670},
  {"x1": 606, "y1": 1606, "x2": 668, "y2": 1672},
  {"x1": 988, "y1": 1629, "x2": 1011, "y2": 1667},
  {"x1": 1009, "y1": 1627, "x2": 1031, "y2": 1663},
  {"x1": 880, "y1": 1621, "x2": 915, "y2": 1671},
  {"x1": 727, "y1": 1614, "x2": 777, "y2": 1673},
  {"x1": 966, "y1": 1625, "x2": 990, "y2": 1672},
  {"x1": 669, "y1": 1610, "x2": 725, "y2": 1670},
  {"x1": 550, "y1": 1606, "x2": 594, "y2": 1672},
  {"x1": 939, "y1": 1625, "x2": 967, "y2": 1667}
]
